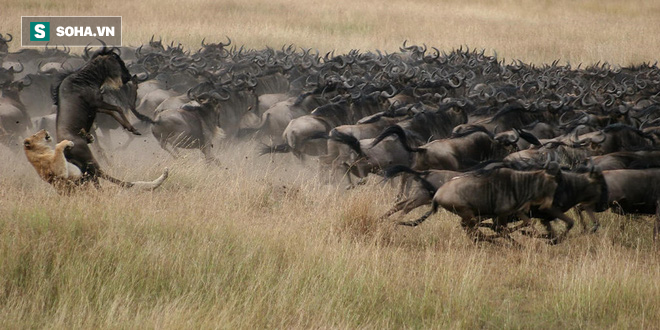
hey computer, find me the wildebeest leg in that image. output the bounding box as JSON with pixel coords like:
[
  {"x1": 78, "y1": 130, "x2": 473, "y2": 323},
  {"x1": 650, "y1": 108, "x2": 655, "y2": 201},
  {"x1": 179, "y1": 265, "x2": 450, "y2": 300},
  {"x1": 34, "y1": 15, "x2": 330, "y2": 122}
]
[
  {"x1": 201, "y1": 144, "x2": 221, "y2": 166},
  {"x1": 461, "y1": 218, "x2": 499, "y2": 243},
  {"x1": 90, "y1": 96, "x2": 140, "y2": 135},
  {"x1": 380, "y1": 201, "x2": 405, "y2": 219},
  {"x1": 540, "y1": 208, "x2": 575, "y2": 245},
  {"x1": 575, "y1": 205, "x2": 600, "y2": 233},
  {"x1": 382, "y1": 193, "x2": 428, "y2": 220},
  {"x1": 585, "y1": 209, "x2": 600, "y2": 233},
  {"x1": 500, "y1": 213, "x2": 534, "y2": 234},
  {"x1": 340, "y1": 163, "x2": 356, "y2": 190},
  {"x1": 96, "y1": 107, "x2": 141, "y2": 135},
  {"x1": 398, "y1": 209, "x2": 434, "y2": 227}
]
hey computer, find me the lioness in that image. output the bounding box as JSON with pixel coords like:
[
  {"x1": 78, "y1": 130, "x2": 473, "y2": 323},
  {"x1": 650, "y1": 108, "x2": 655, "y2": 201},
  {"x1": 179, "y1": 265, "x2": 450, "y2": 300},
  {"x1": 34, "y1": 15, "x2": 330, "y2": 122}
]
[{"x1": 24, "y1": 129, "x2": 82, "y2": 193}]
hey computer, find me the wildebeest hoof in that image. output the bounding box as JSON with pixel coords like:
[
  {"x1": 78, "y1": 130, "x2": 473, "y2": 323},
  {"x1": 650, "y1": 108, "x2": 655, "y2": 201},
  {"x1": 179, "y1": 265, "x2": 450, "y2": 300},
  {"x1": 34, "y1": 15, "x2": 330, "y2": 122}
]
[
  {"x1": 131, "y1": 130, "x2": 142, "y2": 136},
  {"x1": 590, "y1": 223, "x2": 600, "y2": 233},
  {"x1": 78, "y1": 129, "x2": 95, "y2": 143}
]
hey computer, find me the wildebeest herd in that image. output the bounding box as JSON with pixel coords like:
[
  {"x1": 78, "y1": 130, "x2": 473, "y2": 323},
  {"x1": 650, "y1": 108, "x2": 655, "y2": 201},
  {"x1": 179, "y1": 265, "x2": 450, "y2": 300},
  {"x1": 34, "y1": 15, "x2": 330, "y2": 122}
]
[{"x1": 2, "y1": 33, "x2": 660, "y2": 245}]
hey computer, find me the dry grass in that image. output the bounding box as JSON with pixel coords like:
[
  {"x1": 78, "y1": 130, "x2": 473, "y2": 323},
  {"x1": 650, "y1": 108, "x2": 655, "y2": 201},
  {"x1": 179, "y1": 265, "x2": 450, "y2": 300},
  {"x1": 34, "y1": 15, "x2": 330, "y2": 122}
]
[
  {"x1": 2, "y1": 0, "x2": 660, "y2": 327},
  {"x1": 2, "y1": 135, "x2": 660, "y2": 328},
  {"x1": 2, "y1": 0, "x2": 660, "y2": 65}
]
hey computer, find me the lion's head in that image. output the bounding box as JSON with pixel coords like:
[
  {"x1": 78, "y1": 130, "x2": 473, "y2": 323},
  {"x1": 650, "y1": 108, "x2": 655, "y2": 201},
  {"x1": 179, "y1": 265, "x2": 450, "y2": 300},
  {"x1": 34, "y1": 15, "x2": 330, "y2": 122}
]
[{"x1": 23, "y1": 129, "x2": 52, "y2": 151}]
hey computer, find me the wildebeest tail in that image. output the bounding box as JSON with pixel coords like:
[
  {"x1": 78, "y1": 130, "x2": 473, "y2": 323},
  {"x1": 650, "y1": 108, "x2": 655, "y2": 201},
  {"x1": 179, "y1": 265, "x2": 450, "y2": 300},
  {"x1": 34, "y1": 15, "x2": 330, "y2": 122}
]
[
  {"x1": 258, "y1": 142, "x2": 291, "y2": 155},
  {"x1": 370, "y1": 125, "x2": 417, "y2": 152},
  {"x1": 384, "y1": 165, "x2": 436, "y2": 197},
  {"x1": 305, "y1": 131, "x2": 330, "y2": 141},
  {"x1": 516, "y1": 128, "x2": 542, "y2": 146},
  {"x1": 330, "y1": 130, "x2": 362, "y2": 155},
  {"x1": 398, "y1": 200, "x2": 439, "y2": 227}
]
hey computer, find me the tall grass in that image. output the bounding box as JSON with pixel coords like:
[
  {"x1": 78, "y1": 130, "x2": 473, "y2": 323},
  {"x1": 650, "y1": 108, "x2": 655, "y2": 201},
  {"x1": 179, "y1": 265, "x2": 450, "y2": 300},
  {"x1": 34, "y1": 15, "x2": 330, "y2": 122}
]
[
  {"x1": 1, "y1": 0, "x2": 660, "y2": 65},
  {"x1": 1, "y1": 138, "x2": 660, "y2": 328}
]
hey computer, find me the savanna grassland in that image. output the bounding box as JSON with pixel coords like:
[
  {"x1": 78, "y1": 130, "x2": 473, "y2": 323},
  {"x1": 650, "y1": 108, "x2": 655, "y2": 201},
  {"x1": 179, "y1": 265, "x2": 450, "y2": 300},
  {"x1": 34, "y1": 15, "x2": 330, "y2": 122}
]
[{"x1": 2, "y1": 0, "x2": 660, "y2": 328}]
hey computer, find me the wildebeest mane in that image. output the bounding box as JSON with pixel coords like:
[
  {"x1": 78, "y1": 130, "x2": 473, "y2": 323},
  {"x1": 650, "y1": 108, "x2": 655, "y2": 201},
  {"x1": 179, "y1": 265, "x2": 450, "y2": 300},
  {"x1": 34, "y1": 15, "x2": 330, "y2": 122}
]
[{"x1": 51, "y1": 48, "x2": 129, "y2": 107}]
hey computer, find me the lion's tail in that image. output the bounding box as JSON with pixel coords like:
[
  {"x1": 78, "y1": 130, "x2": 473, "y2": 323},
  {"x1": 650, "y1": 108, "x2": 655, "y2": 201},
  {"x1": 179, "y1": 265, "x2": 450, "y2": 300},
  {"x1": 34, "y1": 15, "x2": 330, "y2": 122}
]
[{"x1": 99, "y1": 168, "x2": 169, "y2": 190}]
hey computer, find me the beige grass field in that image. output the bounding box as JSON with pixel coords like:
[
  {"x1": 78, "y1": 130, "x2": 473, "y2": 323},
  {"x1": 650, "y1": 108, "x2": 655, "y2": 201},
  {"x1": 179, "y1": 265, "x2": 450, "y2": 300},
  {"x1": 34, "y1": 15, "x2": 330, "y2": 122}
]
[{"x1": 2, "y1": 0, "x2": 660, "y2": 328}]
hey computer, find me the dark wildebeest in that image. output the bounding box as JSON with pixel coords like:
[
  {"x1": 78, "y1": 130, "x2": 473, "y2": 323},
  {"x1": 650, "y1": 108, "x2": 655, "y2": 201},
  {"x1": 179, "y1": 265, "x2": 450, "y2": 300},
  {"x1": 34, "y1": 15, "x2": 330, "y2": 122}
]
[
  {"x1": 589, "y1": 150, "x2": 660, "y2": 171},
  {"x1": 320, "y1": 109, "x2": 411, "y2": 186},
  {"x1": 260, "y1": 91, "x2": 391, "y2": 159},
  {"x1": 379, "y1": 165, "x2": 460, "y2": 220},
  {"x1": 498, "y1": 162, "x2": 610, "y2": 240},
  {"x1": 54, "y1": 46, "x2": 168, "y2": 188},
  {"x1": 578, "y1": 168, "x2": 660, "y2": 241},
  {"x1": 409, "y1": 125, "x2": 522, "y2": 171},
  {"x1": 573, "y1": 124, "x2": 655, "y2": 155},
  {"x1": 399, "y1": 167, "x2": 572, "y2": 244},
  {"x1": 322, "y1": 130, "x2": 413, "y2": 188},
  {"x1": 0, "y1": 33, "x2": 12, "y2": 53},
  {"x1": 132, "y1": 90, "x2": 229, "y2": 164}
]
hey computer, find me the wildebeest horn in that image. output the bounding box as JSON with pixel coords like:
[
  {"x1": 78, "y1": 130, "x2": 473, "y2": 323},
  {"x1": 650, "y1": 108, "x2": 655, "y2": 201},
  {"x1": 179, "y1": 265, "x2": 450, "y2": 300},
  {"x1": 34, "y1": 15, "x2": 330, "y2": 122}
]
[
  {"x1": 570, "y1": 125, "x2": 585, "y2": 143},
  {"x1": 590, "y1": 131, "x2": 606, "y2": 144},
  {"x1": 4, "y1": 33, "x2": 12, "y2": 42},
  {"x1": 135, "y1": 72, "x2": 149, "y2": 82},
  {"x1": 580, "y1": 92, "x2": 596, "y2": 107},
  {"x1": 578, "y1": 112, "x2": 590, "y2": 124},
  {"x1": 604, "y1": 93, "x2": 615, "y2": 107},
  {"x1": 13, "y1": 60, "x2": 24, "y2": 73},
  {"x1": 509, "y1": 128, "x2": 520, "y2": 144},
  {"x1": 380, "y1": 85, "x2": 398, "y2": 98},
  {"x1": 211, "y1": 88, "x2": 230, "y2": 101},
  {"x1": 558, "y1": 111, "x2": 571, "y2": 126},
  {"x1": 187, "y1": 87, "x2": 194, "y2": 100},
  {"x1": 220, "y1": 36, "x2": 231, "y2": 47},
  {"x1": 19, "y1": 75, "x2": 32, "y2": 87},
  {"x1": 96, "y1": 38, "x2": 108, "y2": 52},
  {"x1": 150, "y1": 35, "x2": 154, "y2": 43},
  {"x1": 448, "y1": 75, "x2": 462, "y2": 88}
]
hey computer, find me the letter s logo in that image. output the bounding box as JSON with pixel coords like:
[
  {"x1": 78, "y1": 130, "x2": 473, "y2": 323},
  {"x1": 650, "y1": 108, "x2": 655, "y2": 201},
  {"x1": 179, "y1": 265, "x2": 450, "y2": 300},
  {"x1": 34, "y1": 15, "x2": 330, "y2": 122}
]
[
  {"x1": 34, "y1": 24, "x2": 45, "y2": 39},
  {"x1": 29, "y1": 22, "x2": 50, "y2": 41}
]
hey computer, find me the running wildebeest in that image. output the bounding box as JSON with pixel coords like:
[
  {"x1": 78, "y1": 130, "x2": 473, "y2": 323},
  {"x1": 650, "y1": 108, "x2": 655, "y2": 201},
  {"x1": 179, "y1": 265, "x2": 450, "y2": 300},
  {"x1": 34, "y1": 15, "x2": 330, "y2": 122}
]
[
  {"x1": 399, "y1": 166, "x2": 574, "y2": 244},
  {"x1": 53, "y1": 45, "x2": 168, "y2": 188}
]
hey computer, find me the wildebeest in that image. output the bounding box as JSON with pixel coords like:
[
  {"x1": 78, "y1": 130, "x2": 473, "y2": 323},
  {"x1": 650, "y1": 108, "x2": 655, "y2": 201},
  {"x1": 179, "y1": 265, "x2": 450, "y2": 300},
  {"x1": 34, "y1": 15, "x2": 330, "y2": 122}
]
[
  {"x1": 579, "y1": 168, "x2": 660, "y2": 241},
  {"x1": 572, "y1": 123, "x2": 655, "y2": 155},
  {"x1": 54, "y1": 45, "x2": 167, "y2": 188},
  {"x1": 0, "y1": 80, "x2": 32, "y2": 149},
  {"x1": 379, "y1": 165, "x2": 460, "y2": 220},
  {"x1": 320, "y1": 109, "x2": 410, "y2": 186},
  {"x1": 409, "y1": 125, "x2": 521, "y2": 171},
  {"x1": 133, "y1": 90, "x2": 229, "y2": 164},
  {"x1": 589, "y1": 150, "x2": 660, "y2": 170},
  {"x1": 260, "y1": 91, "x2": 392, "y2": 158},
  {"x1": 322, "y1": 130, "x2": 413, "y2": 187},
  {"x1": 0, "y1": 33, "x2": 12, "y2": 53},
  {"x1": 399, "y1": 166, "x2": 573, "y2": 243}
]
